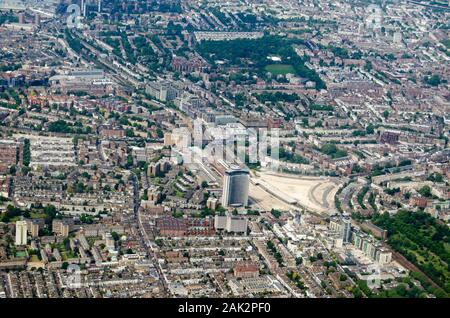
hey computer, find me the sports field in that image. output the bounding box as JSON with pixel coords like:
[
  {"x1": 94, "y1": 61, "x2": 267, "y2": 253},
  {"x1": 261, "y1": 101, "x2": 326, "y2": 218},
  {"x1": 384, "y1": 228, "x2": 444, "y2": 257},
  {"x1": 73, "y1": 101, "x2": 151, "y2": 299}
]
[{"x1": 264, "y1": 64, "x2": 295, "y2": 75}]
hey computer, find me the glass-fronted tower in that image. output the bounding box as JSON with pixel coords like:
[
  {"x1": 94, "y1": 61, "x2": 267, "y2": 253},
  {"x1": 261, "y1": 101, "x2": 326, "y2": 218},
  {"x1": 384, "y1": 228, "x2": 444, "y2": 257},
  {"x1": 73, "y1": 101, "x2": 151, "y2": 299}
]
[
  {"x1": 221, "y1": 165, "x2": 249, "y2": 208},
  {"x1": 342, "y1": 213, "x2": 352, "y2": 243}
]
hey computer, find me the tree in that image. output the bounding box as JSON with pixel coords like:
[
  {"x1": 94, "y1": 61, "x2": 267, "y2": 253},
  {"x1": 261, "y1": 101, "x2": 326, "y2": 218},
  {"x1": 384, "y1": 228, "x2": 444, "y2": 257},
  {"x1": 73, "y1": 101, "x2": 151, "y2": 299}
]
[
  {"x1": 418, "y1": 185, "x2": 432, "y2": 198},
  {"x1": 320, "y1": 144, "x2": 347, "y2": 159},
  {"x1": 23, "y1": 139, "x2": 30, "y2": 166},
  {"x1": 125, "y1": 129, "x2": 135, "y2": 138},
  {"x1": 424, "y1": 74, "x2": 441, "y2": 86},
  {"x1": 156, "y1": 128, "x2": 164, "y2": 138},
  {"x1": 111, "y1": 232, "x2": 120, "y2": 241},
  {"x1": 427, "y1": 173, "x2": 443, "y2": 183},
  {"x1": 366, "y1": 124, "x2": 375, "y2": 134},
  {"x1": 271, "y1": 209, "x2": 282, "y2": 218},
  {"x1": 48, "y1": 120, "x2": 73, "y2": 133},
  {"x1": 352, "y1": 287, "x2": 363, "y2": 298},
  {"x1": 372, "y1": 211, "x2": 450, "y2": 296}
]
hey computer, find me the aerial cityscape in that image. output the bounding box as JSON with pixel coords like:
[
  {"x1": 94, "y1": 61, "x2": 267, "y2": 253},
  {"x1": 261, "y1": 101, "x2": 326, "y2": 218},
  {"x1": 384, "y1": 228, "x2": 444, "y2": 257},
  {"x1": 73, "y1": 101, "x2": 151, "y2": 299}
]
[{"x1": 0, "y1": 0, "x2": 449, "y2": 300}]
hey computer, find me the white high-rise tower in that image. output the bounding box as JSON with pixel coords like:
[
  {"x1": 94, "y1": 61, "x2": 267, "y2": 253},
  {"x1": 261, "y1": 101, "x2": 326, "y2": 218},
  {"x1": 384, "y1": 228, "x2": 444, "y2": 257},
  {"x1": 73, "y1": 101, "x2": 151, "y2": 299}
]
[
  {"x1": 15, "y1": 220, "x2": 27, "y2": 246},
  {"x1": 341, "y1": 213, "x2": 352, "y2": 243}
]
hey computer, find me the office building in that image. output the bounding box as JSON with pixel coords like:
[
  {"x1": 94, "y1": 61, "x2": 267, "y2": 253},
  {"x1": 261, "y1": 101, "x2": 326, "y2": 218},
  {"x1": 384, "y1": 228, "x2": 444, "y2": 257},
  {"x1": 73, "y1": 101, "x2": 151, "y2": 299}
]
[
  {"x1": 376, "y1": 248, "x2": 392, "y2": 265},
  {"x1": 206, "y1": 197, "x2": 218, "y2": 210},
  {"x1": 148, "y1": 162, "x2": 161, "y2": 176},
  {"x1": 214, "y1": 214, "x2": 248, "y2": 234},
  {"x1": 81, "y1": 0, "x2": 86, "y2": 16},
  {"x1": 352, "y1": 231, "x2": 392, "y2": 265},
  {"x1": 342, "y1": 214, "x2": 352, "y2": 243},
  {"x1": 52, "y1": 219, "x2": 71, "y2": 237},
  {"x1": 104, "y1": 232, "x2": 115, "y2": 250},
  {"x1": 221, "y1": 166, "x2": 249, "y2": 208},
  {"x1": 145, "y1": 81, "x2": 179, "y2": 102},
  {"x1": 330, "y1": 213, "x2": 352, "y2": 243},
  {"x1": 61, "y1": 223, "x2": 70, "y2": 237},
  {"x1": 30, "y1": 221, "x2": 39, "y2": 238},
  {"x1": 293, "y1": 212, "x2": 301, "y2": 226},
  {"x1": 34, "y1": 13, "x2": 40, "y2": 26},
  {"x1": 15, "y1": 220, "x2": 27, "y2": 246}
]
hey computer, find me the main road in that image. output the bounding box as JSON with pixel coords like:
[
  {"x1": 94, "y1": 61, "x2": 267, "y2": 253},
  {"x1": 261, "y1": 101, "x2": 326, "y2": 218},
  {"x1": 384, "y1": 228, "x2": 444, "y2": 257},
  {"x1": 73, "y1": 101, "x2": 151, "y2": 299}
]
[{"x1": 129, "y1": 172, "x2": 169, "y2": 295}]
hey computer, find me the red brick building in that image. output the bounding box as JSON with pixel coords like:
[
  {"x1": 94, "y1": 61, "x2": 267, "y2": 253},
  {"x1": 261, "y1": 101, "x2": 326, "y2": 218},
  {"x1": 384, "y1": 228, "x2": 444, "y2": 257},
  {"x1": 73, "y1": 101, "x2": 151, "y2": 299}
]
[
  {"x1": 171, "y1": 55, "x2": 209, "y2": 73},
  {"x1": 98, "y1": 126, "x2": 125, "y2": 139},
  {"x1": 0, "y1": 140, "x2": 22, "y2": 174},
  {"x1": 410, "y1": 197, "x2": 428, "y2": 209},
  {"x1": 233, "y1": 263, "x2": 259, "y2": 278},
  {"x1": 156, "y1": 216, "x2": 215, "y2": 237},
  {"x1": 380, "y1": 131, "x2": 400, "y2": 145}
]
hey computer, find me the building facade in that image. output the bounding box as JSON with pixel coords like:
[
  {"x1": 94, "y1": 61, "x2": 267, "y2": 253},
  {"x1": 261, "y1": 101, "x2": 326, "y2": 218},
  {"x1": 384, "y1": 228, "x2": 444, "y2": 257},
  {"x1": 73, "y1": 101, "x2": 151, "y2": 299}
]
[
  {"x1": 15, "y1": 221, "x2": 27, "y2": 246},
  {"x1": 221, "y1": 166, "x2": 249, "y2": 208}
]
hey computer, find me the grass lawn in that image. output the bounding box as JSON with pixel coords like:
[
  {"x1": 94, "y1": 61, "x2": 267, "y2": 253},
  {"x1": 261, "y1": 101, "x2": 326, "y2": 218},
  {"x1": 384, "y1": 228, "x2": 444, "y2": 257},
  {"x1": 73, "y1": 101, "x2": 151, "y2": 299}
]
[
  {"x1": 410, "y1": 249, "x2": 426, "y2": 264},
  {"x1": 62, "y1": 251, "x2": 78, "y2": 261},
  {"x1": 8, "y1": 216, "x2": 21, "y2": 223},
  {"x1": 30, "y1": 212, "x2": 46, "y2": 219},
  {"x1": 15, "y1": 251, "x2": 27, "y2": 258},
  {"x1": 264, "y1": 64, "x2": 295, "y2": 75}
]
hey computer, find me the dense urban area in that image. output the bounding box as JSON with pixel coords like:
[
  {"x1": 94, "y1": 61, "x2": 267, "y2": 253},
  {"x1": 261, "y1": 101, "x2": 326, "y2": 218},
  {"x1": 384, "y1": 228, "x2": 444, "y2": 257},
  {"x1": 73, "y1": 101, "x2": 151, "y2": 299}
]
[{"x1": 0, "y1": 0, "x2": 449, "y2": 299}]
